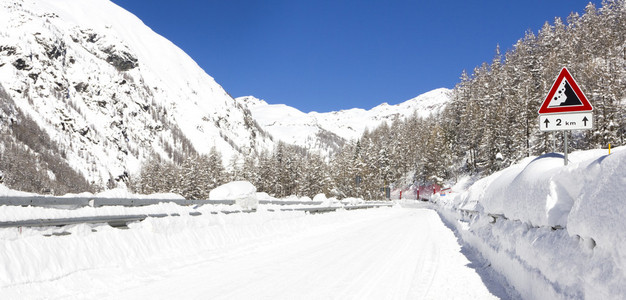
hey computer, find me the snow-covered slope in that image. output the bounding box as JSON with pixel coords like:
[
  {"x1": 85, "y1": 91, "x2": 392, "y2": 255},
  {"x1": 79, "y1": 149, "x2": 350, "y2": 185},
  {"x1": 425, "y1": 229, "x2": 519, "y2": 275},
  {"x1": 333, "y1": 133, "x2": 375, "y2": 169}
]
[
  {"x1": 238, "y1": 88, "x2": 451, "y2": 155},
  {"x1": 0, "y1": 0, "x2": 273, "y2": 186}
]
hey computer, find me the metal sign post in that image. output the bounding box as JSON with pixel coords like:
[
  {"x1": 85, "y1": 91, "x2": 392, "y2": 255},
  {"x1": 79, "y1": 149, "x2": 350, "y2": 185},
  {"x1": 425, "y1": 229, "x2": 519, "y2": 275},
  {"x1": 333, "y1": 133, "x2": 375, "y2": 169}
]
[{"x1": 563, "y1": 130, "x2": 567, "y2": 166}]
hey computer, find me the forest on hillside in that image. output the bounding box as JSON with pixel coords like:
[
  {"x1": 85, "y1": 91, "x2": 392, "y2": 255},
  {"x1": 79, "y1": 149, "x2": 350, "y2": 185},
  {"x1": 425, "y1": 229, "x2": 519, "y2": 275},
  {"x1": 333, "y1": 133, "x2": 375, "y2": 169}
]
[
  {"x1": 329, "y1": 0, "x2": 626, "y2": 199},
  {"x1": 0, "y1": 85, "x2": 94, "y2": 194},
  {"x1": 135, "y1": 0, "x2": 625, "y2": 200},
  {"x1": 2, "y1": 1, "x2": 623, "y2": 200}
]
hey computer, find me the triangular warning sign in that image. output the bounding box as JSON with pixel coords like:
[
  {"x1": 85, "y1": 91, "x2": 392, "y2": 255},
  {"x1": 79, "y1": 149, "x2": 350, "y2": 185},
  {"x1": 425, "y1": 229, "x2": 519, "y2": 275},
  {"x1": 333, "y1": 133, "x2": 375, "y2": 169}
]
[{"x1": 538, "y1": 67, "x2": 593, "y2": 114}]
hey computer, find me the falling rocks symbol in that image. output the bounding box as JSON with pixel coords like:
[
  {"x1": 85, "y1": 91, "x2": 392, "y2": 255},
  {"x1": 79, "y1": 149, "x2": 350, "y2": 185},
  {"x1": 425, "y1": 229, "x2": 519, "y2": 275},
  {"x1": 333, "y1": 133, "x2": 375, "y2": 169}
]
[{"x1": 548, "y1": 80, "x2": 583, "y2": 107}]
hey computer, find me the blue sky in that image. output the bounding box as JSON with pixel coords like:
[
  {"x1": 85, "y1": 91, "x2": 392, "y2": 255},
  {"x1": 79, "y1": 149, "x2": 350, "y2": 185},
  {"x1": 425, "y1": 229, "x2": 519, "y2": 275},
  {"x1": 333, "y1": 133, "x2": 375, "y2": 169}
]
[{"x1": 111, "y1": 0, "x2": 596, "y2": 113}]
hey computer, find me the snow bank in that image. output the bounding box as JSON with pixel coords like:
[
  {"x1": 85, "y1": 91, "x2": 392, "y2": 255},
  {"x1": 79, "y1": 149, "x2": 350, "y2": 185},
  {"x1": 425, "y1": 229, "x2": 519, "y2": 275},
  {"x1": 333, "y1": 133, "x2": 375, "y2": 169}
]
[
  {"x1": 313, "y1": 193, "x2": 340, "y2": 207},
  {"x1": 568, "y1": 149, "x2": 626, "y2": 270},
  {"x1": 93, "y1": 188, "x2": 184, "y2": 200},
  {"x1": 0, "y1": 209, "x2": 306, "y2": 289},
  {"x1": 298, "y1": 196, "x2": 313, "y2": 202},
  {"x1": 452, "y1": 154, "x2": 571, "y2": 227},
  {"x1": 436, "y1": 147, "x2": 626, "y2": 299},
  {"x1": 0, "y1": 184, "x2": 36, "y2": 197},
  {"x1": 452, "y1": 148, "x2": 620, "y2": 229},
  {"x1": 57, "y1": 188, "x2": 184, "y2": 200},
  {"x1": 0, "y1": 185, "x2": 184, "y2": 200},
  {"x1": 0, "y1": 207, "x2": 399, "y2": 297},
  {"x1": 209, "y1": 181, "x2": 258, "y2": 210},
  {"x1": 281, "y1": 195, "x2": 314, "y2": 202},
  {"x1": 256, "y1": 192, "x2": 279, "y2": 201},
  {"x1": 0, "y1": 185, "x2": 191, "y2": 221},
  {"x1": 340, "y1": 197, "x2": 365, "y2": 205},
  {"x1": 0, "y1": 181, "x2": 370, "y2": 221}
]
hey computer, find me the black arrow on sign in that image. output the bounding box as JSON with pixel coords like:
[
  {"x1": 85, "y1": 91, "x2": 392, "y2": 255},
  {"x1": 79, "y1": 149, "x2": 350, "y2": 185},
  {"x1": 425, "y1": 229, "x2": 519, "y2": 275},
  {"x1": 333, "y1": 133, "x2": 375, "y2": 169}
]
[
  {"x1": 544, "y1": 119, "x2": 550, "y2": 128},
  {"x1": 582, "y1": 116, "x2": 589, "y2": 126}
]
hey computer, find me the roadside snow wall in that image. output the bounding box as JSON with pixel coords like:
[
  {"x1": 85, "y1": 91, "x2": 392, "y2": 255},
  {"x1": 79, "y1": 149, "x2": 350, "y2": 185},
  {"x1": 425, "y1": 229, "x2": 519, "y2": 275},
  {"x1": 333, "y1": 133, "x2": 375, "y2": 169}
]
[{"x1": 436, "y1": 147, "x2": 626, "y2": 300}]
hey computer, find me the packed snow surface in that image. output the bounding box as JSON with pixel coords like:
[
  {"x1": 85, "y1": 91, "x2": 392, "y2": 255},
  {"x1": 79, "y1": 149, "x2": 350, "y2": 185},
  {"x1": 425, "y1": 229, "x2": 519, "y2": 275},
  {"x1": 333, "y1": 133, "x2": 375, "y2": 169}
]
[{"x1": 0, "y1": 207, "x2": 503, "y2": 299}]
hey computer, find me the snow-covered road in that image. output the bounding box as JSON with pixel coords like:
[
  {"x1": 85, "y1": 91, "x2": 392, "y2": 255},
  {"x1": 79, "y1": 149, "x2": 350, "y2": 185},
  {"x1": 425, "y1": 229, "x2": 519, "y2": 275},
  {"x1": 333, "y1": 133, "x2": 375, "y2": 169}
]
[{"x1": 2, "y1": 207, "x2": 503, "y2": 299}]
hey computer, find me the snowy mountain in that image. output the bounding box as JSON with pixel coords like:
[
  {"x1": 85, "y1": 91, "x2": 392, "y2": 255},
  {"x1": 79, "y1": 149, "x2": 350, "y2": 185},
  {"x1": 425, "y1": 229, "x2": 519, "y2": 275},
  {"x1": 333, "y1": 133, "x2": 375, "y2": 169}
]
[
  {"x1": 0, "y1": 0, "x2": 450, "y2": 191},
  {"x1": 238, "y1": 88, "x2": 451, "y2": 155},
  {"x1": 0, "y1": 0, "x2": 273, "y2": 187}
]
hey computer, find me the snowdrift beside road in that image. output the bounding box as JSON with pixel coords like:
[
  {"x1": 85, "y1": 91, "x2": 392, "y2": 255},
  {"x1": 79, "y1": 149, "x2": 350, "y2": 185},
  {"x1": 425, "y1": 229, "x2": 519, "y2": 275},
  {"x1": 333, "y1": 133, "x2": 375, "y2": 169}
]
[
  {"x1": 0, "y1": 209, "x2": 310, "y2": 291},
  {"x1": 209, "y1": 181, "x2": 258, "y2": 210},
  {"x1": 436, "y1": 146, "x2": 626, "y2": 299}
]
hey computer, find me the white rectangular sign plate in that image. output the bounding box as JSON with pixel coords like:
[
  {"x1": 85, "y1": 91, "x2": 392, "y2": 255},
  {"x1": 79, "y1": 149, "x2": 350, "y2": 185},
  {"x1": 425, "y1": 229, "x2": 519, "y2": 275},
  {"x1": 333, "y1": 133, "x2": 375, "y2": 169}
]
[{"x1": 539, "y1": 112, "x2": 592, "y2": 131}]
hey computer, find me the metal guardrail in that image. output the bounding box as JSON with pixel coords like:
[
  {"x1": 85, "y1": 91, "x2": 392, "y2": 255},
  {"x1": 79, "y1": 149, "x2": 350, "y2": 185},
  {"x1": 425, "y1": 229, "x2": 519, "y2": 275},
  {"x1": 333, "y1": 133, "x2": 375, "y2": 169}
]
[
  {"x1": 0, "y1": 196, "x2": 327, "y2": 208},
  {"x1": 0, "y1": 211, "x2": 239, "y2": 229},
  {"x1": 0, "y1": 214, "x2": 168, "y2": 229},
  {"x1": 0, "y1": 203, "x2": 394, "y2": 229},
  {"x1": 0, "y1": 196, "x2": 235, "y2": 208}
]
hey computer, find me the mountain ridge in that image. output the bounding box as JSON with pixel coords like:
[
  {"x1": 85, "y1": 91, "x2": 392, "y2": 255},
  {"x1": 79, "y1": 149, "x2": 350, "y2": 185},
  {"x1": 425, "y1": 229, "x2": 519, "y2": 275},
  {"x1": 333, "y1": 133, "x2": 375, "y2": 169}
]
[{"x1": 238, "y1": 88, "x2": 451, "y2": 155}]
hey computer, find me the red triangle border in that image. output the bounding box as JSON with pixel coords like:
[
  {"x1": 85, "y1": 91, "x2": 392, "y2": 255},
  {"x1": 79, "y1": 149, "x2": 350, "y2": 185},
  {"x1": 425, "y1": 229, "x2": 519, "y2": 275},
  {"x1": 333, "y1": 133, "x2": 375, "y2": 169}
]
[{"x1": 538, "y1": 67, "x2": 593, "y2": 114}]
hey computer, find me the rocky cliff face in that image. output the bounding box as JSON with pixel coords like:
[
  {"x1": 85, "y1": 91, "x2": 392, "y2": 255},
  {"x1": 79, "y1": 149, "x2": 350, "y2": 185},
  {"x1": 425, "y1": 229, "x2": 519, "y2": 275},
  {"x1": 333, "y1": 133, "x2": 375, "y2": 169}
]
[{"x1": 0, "y1": 0, "x2": 273, "y2": 188}]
